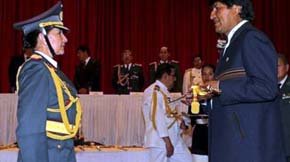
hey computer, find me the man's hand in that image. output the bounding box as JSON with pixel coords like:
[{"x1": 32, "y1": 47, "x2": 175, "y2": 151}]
[
  {"x1": 206, "y1": 80, "x2": 222, "y2": 95},
  {"x1": 181, "y1": 92, "x2": 193, "y2": 105},
  {"x1": 162, "y1": 137, "x2": 174, "y2": 157},
  {"x1": 206, "y1": 80, "x2": 219, "y2": 90},
  {"x1": 197, "y1": 93, "x2": 213, "y2": 101}
]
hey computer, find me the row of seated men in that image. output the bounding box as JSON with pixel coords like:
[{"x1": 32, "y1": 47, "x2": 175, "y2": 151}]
[{"x1": 8, "y1": 45, "x2": 205, "y2": 95}]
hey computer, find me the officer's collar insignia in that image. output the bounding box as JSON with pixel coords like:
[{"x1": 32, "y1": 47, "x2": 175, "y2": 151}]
[{"x1": 134, "y1": 63, "x2": 142, "y2": 67}]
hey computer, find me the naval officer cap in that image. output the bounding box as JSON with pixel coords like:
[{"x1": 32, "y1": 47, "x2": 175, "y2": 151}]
[{"x1": 13, "y1": 1, "x2": 69, "y2": 36}]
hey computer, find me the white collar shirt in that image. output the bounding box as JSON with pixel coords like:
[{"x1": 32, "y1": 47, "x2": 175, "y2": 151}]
[
  {"x1": 279, "y1": 75, "x2": 288, "y2": 89},
  {"x1": 34, "y1": 50, "x2": 58, "y2": 68},
  {"x1": 160, "y1": 60, "x2": 168, "y2": 64},
  {"x1": 84, "y1": 57, "x2": 91, "y2": 66},
  {"x1": 124, "y1": 63, "x2": 132, "y2": 70},
  {"x1": 223, "y1": 20, "x2": 248, "y2": 56}
]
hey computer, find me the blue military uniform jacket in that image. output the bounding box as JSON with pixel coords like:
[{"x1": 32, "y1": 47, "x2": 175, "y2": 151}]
[
  {"x1": 16, "y1": 52, "x2": 80, "y2": 162},
  {"x1": 210, "y1": 22, "x2": 285, "y2": 162}
]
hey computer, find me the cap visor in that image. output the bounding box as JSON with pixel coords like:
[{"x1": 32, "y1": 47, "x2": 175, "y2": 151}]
[{"x1": 54, "y1": 25, "x2": 69, "y2": 32}]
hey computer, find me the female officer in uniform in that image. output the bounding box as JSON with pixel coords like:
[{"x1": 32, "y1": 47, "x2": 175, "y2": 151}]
[{"x1": 13, "y1": 1, "x2": 82, "y2": 162}]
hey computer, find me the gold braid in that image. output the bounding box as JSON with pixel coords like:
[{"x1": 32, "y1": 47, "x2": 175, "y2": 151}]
[
  {"x1": 45, "y1": 64, "x2": 82, "y2": 140},
  {"x1": 16, "y1": 54, "x2": 82, "y2": 140},
  {"x1": 151, "y1": 87, "x2": 179, "y2": 130}
]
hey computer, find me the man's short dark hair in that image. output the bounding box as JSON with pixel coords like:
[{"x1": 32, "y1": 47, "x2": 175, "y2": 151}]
[
  {"x1": 155, "y1": 63, "x2": 175, "y2": 80},
  {"x1": 77, "y1": 45, "x2": 90, "y2": 55},
  {"x1": 278, "y1": 53, "x2": 289, "y2": 65},
  {"x1": 209, "y1": 0, "x2": 254, "y2": 21}
]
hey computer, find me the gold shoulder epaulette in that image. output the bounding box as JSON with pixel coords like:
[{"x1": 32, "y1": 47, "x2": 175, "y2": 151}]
[
  {"x1": 154, "y1": 85, "x2": 160, "y2": 91},
  {"x1": 30, "y1": 54, "x2": 42, "y2": 61},
  {"x1": 134, "y1": 63, "x2": 142, "y2": 67},
  {"x1": 149, "y1": 62, "x2": 156, "y2": 65},
  {"x1": 171, "y1": 60, "x2": 179, "y2": 63},
  {"x1": 185, "y1": 68, "x2": 192, "y2": 73},
  {"x1": 113, "y1": 64, "x2": 120, "y2": 68}
]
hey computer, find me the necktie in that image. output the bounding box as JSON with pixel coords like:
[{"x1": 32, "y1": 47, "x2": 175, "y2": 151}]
[
  {"x1": 127, "y1": 64, "x2": 130, "y2": 71},
  {"x1": 125, "y1": 64, "x2": 129, "y2": 72}
]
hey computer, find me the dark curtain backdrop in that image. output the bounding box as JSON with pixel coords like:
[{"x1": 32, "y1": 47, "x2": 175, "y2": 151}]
[{"x1": 0, "y1": 0, "x2": 289, "y2": 93}]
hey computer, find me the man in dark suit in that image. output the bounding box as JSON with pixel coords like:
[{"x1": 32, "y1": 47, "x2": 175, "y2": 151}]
[
  {"x1": 112, "y1": 49, "x2": 144, "y2": 94},
  {"x1": 278, "y1": 54, "x2": 290, "y2": 162},
  {"x1": 13, "y1": 2, "x2": 82, "y2": 162},
  {"x1": 74, "y1": 45, "x2": 100, "y2": 94},
  {"x1": 149, "y1": 46, "x2": 182, "y2": 92},
  {"x1": 206, "y1": 0, "x2": 285, "y2": 162}
]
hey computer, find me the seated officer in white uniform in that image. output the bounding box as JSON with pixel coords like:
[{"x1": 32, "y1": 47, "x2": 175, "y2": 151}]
[
  {"x1": 13, "y1": 2, "x2": 82, "y2": 162},
  {"x1": 142, "y1": 63, "x2": 192, "y2": 162}
]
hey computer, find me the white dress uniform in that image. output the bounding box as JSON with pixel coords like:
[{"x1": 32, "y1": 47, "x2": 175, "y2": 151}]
[
  {"x1": 182, "y1": 68, "x2": 203, "y2": 94},
  {"x1": 142, "y1": 80, "x2": 193, "y2": 162}
]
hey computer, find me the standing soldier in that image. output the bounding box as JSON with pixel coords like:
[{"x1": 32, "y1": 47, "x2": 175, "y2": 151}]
[
  {"x1": 143, "y1": 63, "x2": 192, "y2": 162},
  {"x1": 182, "y1": 56, "x2": 203, "y2": 94},
  {"x1": 112, "y1": 49, "x2": 144, "y2": 94},
  {"x1": 149, "y1": 46, "x2": 182, "y2": 92},
  {"x1": 14, "y1": 2, "x2": 82, "y2": 162},
  {"x1": 278, "y1": 54, "x2": 290, "y2": 162}
]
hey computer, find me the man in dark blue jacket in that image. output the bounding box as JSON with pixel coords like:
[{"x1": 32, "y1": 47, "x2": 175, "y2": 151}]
[{"x1": 206, "y1": 0, "x2": 285, "y2": 162}]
